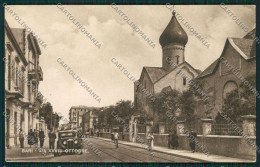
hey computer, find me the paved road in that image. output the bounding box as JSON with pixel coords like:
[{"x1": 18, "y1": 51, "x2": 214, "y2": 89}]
[{"x1": 26, "y1": 137, "x2": 198, "y2": 162}]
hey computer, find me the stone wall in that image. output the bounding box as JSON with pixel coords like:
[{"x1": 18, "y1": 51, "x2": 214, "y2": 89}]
[
  {"x1": 99, "y1": 132, "x2": 256, "y2": 160},
  {"x1": 152, "y1": 134, "x2": 256, "y2": 160}
]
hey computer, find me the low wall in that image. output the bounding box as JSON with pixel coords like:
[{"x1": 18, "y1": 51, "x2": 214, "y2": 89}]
[
  {"x1": 99, "y1": 132, "x2": 130, "y2": 142},
  {"x1": 154, "y1": 134, "x2": 256, "y2": 160},
  {"x1": 99, "y1": 132, "x2": 256, "y2": 160}
]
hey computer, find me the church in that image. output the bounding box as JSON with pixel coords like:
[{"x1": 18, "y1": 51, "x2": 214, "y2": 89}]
[
  {"x1": 134, "y1": 11, "x2": 200, "y2": 115},
  {"x1": 134, "y1": 10, "x2": 256, "y2": 123},
  {"x1": 196, "y1": 28, "x2": 256, "y2": 119}
]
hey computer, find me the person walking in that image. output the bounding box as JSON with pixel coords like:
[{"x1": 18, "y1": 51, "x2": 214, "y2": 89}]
[
  {"x1": 48, "y1": 130, "x2": 56, "y2": 149},
  {"x1": 19, "y1": 129, "x2": 24, "y2": 148},
  {"x1": 147, "y1": 132, "x2": 154, "y2": 151},
  {"x1": 34, "y1": 129, "x2": 39, "y2": 145},
  {"x1": 114, "y1": 131, "x2": 119, "y2": 149},
  {"x1": 189, "y1": 130, "x2": 197, "y2": 153},
  {"x1": 28, "y1": 129, "x2": 34, "y2": 148},
  {"x1": 111, "y1": 131, "x2": 114, "y2": 143},
  {"x1": 168, "y1": 130, "x2": 172, "y2": 149},
  {"x1": 39, "y1": 129, "x2": 45, "y2": 148},
  {"x1": 172, "y1": 130, "x2": 179, "y2": 150}
]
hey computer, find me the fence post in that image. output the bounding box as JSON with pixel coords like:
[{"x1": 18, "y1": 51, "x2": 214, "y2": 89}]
[
  {"x1": 241, "y1": 115, "x2": 256, "y2": 136},
  {"x1": 201, "y1": 118, "x2": 213, "y2": 136}
]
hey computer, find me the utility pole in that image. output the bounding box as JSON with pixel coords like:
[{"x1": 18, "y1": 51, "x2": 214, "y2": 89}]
[{"x1": 50, "y1": 112, "x2": 52, "y2": 131}]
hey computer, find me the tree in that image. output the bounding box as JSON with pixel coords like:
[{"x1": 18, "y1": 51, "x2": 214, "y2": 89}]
[
  {"x1": 222, "y1": 75, "x2": 256, "y2": 123},
  {"x1": 179, "y1": 90, "x2": 197, "y2": 129},
  {"x1": 240, "y1": 75, "x2": 256, "y2": 115},
  {"x1": 40, "y1": 102, "x2": 61, "y2": 130},
  {"x1": 222, "y1": 89, "x2": 242, "y2": 123}
]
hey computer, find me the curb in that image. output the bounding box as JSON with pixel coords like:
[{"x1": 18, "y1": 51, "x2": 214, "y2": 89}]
[
  {"x1": 92, "y1": 137, "x2": 208, "y2": 162},
  {"x1": 6, "y1": 154, "x2": 54, "y2": 161}
]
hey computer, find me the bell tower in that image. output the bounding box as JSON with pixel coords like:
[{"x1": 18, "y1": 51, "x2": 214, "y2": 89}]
[{"x1": 159, "y1": 11, "x2": 188, "y2": 71}]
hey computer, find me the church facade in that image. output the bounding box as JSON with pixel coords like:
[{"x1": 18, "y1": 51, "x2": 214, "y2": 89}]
[
  {"x1": 196, "y1": 29, "x2": 256, "y2": 119},
  {"x1": 134, "y1": 12, "x2": 200, "y2": 116}
]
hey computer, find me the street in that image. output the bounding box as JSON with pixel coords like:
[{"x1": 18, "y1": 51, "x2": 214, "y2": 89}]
[{"x1": 26, "y1": 137, "x2": 198, "y2": 162}]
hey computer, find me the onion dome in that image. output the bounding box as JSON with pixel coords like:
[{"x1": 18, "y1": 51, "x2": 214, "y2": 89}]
[{"x1": 159, "y1": 11, "x2": 188, "y2": 47}]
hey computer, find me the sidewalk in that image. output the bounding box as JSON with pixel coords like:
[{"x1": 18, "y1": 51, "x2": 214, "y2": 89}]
[
  {"x1": 5, "y1": 137, "x2": 54, "y2": 161},
  {"x1": 93, "y1": 136, "x2": 255, "y2": 163}
]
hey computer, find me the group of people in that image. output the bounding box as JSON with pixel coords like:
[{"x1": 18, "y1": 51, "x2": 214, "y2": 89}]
[
  {"x1": 168, "y1": 129, "x2": 197, "y2": 153},
  {"x1": 18, "y1": 128, "x2": 58, "y2": 149},
  {"x1": 19, "y1": 128, "x2": 45, "y2": 148}
]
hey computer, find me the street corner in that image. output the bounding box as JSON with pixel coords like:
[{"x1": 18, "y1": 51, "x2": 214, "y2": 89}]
[{"x1": 5, "y1": 148, "x2": 54, "y2": 161}]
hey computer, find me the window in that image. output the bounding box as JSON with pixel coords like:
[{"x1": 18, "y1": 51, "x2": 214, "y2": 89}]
[
  {"x1": 176, "y1": 55, "x2": 180, "y2": 64},
  {"x1": 28, "y1": 83, "x2": 31, "y2": 101},
  {"x1": 8, "y1": 54, "x2": 11, "y2": 90},
  {"x1": 21, "y1": 71, "x2": 24, "y2": 94},
  {"x1": 183, "y1": 78, "x2": 186, "y2": 86},
  {"x1": 12, "y1": 60, "x2": 15, "y2": 82}
]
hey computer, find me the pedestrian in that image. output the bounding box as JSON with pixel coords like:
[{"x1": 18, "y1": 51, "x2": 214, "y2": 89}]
[
  {"x1": 28, "y1": 129, "x2": 34, "y2": 148},
  {"x1": 19, "y1": 128, "x2": 24, "y2": 148},
  {"x1": 147, "y1": 132, "x2": 154, "y2": 151},
  {"x1": 172, "y1": 130, "x2": 179, "y2": 149},
  {"x1": 111, "y1": 131, "x2": 114, "y2": 143},
  {"x1": 48, "y1": 129, "x2": 56, "y2": 149},
  {"x1": 114, "y1": 131, "x2": 119, "y2": 149},
  {"x1": 168, "y1": 130, "x2": 172, "y2": 149},
  {"x1": 34, "y1": 129, "x2": 38, "y2": 145},
  {"x1": 39, "y1": 129, "x2": 45, "y2": 148},
  {"x1": 189, "y1": 130, "x2": 197, "y2": 153}
]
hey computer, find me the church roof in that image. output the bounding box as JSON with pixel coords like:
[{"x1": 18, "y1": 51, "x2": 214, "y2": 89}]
[
  {"x1": 243, "y1": 28, "x2": 256, "y2": 39},
  {"x1": 144, "y1": 67, "x2": 168, "y2": 83},
  {"x1": 159, "y1": 12, "x2": 188, "y2": 47},
  {"x1": 230, "y1": 38, "x2": 256, "y2": 59},
  {"x1": 143, "y1": 61, "x2": 200, "y2": 84},
  {"x1": 197, "y1": 59, "x2": 219, "y2": 79},
  {"x1": 197, "y1": 34, "x2": 256, "y2": 79}
]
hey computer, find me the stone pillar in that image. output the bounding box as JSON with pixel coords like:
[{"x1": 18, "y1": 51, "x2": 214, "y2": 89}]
[
  {"x1": 133, "y1": 120, "x2": 137, "y2": 143},
  {"x1": 176, "y1": 121, "x2": 185, "y2": 135},
  {"x1": 159, "y1": 123, "x2": 166, "y2": 134},
  {"x1": 201, "y1": 118, "x2": 213, "y2": 136},
  {"x1": 146, "y1": 125, "x2": 151, "y2": 134},
  {"x1": 241, "y1": 115, "x2": 256, "y2": 136}
]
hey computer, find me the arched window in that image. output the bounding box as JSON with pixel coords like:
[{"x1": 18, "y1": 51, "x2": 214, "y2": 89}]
[{"x1": 223, "y1": 81, "x2": 238, "y2": 99}]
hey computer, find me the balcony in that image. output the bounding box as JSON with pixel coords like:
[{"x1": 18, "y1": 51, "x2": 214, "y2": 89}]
[
  {"x1": 28, "y1": 66, "x2": 43, "y2": 81},
  {"x1": 28, "y1": 69, "x2": 37, "y2": 81},
  {"x1": 5, "y1": 86, "x2": 24, "y2": 100},
  {"x1": 28, "y1": 104, "x2": 38, "y2": 113},
  {"x1": 38, "y1": 66, "x2": 43, "y2": 81}
]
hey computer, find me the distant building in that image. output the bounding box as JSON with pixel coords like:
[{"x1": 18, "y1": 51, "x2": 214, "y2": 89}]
[
  {"x1": 69, "y1": 106, "x2": 86, "y2": 129},
  {"x1": 69, "y1": 106, "x2": 99, "y2": 133}
]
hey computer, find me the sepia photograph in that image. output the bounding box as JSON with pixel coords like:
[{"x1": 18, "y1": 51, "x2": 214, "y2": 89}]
[{"x1": 2, "y1": 3, "x2": 258, "y2": 163}]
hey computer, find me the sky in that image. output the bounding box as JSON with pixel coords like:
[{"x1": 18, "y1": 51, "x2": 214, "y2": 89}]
[{"x1": 5, "y1": 5, "x2": 255, "y2": 122}]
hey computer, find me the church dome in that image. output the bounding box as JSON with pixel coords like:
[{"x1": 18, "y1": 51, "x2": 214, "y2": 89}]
[{"x1": 159, "y1": 12, "x2": 188, "y2": 47}]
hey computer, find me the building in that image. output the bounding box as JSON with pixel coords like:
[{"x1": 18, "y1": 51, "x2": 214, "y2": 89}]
[
  {"x1": 134, "y1": 12, "x2": 199, "y2": 118},
  {"x1": 69, "y1": 106, "x2": 86, "y2": 129},
  {"x1": 69, "y1": 106, "x2": 99, "y2": 132},
  {"x1": 4, "y1": 20, "x2": 45, "y2": 148},
  {"x1": 196, "y1": 28, "x2": 256, "y2": 119}
]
